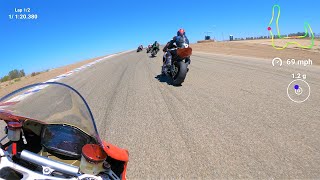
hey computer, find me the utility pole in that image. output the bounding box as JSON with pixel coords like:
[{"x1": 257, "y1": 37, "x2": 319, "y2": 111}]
[
  {"x1": 204, "y1": 31, "x2": 212, "y2": 36},
  {"x1": 212, "y1": 25, "x2": 216, "y2": 41}
]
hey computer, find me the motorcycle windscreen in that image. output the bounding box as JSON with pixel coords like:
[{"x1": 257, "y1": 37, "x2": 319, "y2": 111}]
[
  {"x1": 177, "y1": 47, "x2": 192, "y2": 59},
  {"x1": 0, "y1": 82, "x2": 102, "y2": 145}
]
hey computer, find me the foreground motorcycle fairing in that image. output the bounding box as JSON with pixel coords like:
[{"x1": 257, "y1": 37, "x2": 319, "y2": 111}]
[{"x1": 0, "y1": 82, "x2": 128, "y2": 180}]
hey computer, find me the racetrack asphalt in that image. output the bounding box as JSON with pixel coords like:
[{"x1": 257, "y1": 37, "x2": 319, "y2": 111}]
[{"x1": 2, "y1": 50, "x2": 320, "y2": 179}]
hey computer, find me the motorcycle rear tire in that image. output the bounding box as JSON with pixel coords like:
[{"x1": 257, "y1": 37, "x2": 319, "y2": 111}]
[
  {"x1": 151, "y1": 51, "x2": 156, "y2": 57},
  {"x1": 172, "y1": 61, "x2": 187, "y2": 86}
]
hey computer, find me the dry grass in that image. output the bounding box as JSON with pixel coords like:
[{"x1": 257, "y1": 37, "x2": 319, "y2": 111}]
[
  {"x1": 231, "y1": 39, "x2": 320, "y2": 52},
  {"x1": 191, "y1": 40, "x2": 320, "y2": 65},
  {"x1": 0, "y1": 55, "x2": 107, "y2": 98}
]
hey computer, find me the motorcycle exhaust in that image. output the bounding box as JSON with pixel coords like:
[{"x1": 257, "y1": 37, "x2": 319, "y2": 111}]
[{"x1": 19, "y1": 150, "x2": 80, "y2": 176}]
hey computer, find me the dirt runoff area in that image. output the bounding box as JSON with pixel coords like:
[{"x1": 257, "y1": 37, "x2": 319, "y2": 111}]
[
  {"x1": 191, "y1": 39, "x2": 320, "y2": 65},
  {"x1": 0, "y1": 55, "x2": 107, "y2": 98}
]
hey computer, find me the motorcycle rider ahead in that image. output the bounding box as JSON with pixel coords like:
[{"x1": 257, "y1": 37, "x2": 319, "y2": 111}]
[
  {"x1": 152, "y1": 41, "x2": 160, "y2": 53},
  {"x1": 162, "y1": 29, "x2": 190, "y2": 73},
  {"x1": 137, "y1": 45, "x2": 143, "y2": 52}
]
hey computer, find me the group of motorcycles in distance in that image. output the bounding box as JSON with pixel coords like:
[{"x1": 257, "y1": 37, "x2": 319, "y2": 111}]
[
  {"x1": 136, "y1": 40, "x2": 192, "y2": 86},
  {"x1": 137, "y1": 43, "x2": 159, "y2": 57}
]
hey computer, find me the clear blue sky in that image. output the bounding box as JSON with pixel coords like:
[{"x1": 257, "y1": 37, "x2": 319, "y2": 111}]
[{"x1": 1, "y1": 0, "x2": 319, "y2": 77}]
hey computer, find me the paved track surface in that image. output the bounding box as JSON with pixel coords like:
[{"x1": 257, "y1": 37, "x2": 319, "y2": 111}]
[{"x1": 4, "y1": 50, "x2": 320, "y2": 179}]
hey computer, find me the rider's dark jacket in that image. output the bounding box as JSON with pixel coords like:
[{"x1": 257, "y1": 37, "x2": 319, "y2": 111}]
[{"x1": 163, "y1": 35, "x2": 189, "y2": 52}]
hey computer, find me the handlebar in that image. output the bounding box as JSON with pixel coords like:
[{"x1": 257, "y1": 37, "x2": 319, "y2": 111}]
[{"x1": 19, "y1": 150, "x2": 80, "y2": 176}]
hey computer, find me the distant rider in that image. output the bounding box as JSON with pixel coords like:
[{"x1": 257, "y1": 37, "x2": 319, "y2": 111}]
[
  {"x1": 152, "y1": 41, "x2": 160, "y2": 53},
  {"x1": 162, "y1": 29, "x2": 190, "y2": 73},
  {"x1": 146, "y1": 44, "x2": 152, "y2": 53}
]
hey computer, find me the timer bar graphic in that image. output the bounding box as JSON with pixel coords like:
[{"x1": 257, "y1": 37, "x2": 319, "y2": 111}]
[{"x1": 8, "y1": 8, "x2": 38, "y2": 20}]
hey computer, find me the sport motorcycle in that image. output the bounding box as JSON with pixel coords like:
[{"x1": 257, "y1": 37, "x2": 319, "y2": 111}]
[
  {"x1": 0, "y1": 82, "x2": 129, "y2": 180},
  {"x1": 162, "y1": 45, "x2": 192, "y2": 86}
]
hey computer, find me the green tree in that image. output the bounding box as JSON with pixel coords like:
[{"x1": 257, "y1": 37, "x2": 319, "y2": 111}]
[
  {"x1": 8, "y1": 69, "x2": 20, "y2": 79},
  {"x1": 1, "y1": 76, "x2": 9, "y2": 82},
  {"x1": 19, "y1": 69, "x2": 25, "y2": 77}
]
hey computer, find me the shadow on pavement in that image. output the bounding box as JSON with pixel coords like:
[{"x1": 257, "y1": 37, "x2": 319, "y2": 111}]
[{"x1": 155, "y1": 74, "x2": 182, "y2": 87}]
